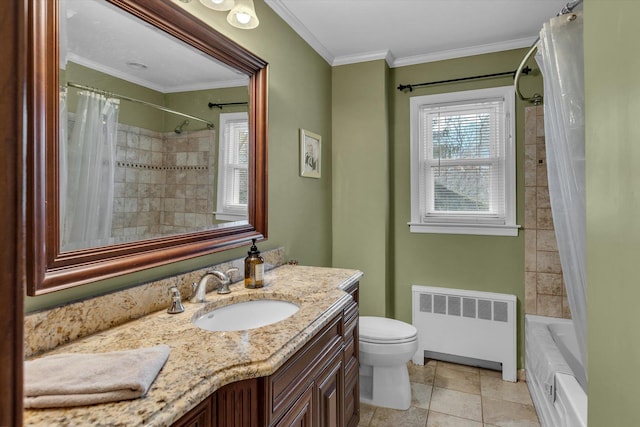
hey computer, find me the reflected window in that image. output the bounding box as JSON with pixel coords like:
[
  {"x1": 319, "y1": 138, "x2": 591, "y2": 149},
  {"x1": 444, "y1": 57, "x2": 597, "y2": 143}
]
[{"x1": 216, "y1": 112, "x2": 249, "y2": 221}]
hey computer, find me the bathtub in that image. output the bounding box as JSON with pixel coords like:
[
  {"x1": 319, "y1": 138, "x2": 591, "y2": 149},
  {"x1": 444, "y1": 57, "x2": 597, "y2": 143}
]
[{"x1": 525, "y1": 315, "x2": 587, "y2": 427}]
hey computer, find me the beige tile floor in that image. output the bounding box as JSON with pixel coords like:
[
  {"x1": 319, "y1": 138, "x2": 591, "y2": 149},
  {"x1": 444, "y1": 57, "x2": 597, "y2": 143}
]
[{"x1": 358, "y1": 360, "x2": 541, "y2": 427}]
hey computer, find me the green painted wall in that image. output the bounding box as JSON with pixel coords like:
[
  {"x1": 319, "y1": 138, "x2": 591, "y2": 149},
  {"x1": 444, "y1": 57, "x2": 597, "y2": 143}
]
[
  {"x1": 25, "y1": 0, "x2": 333, "y2": 312},
  {"x1": 332, "y1": 60, "x2": 390, "y2": 317},
  {"x1": 65, "y1": 62, "x2": 165, "y2": 131},
  {"x1": 329, "y1": 49, "x2": 542, "y2": 368},
  {"x1": 164, "y1": 86, "x2": 248, "y2": 134},
  {"x1": 390, "y1": 49, "x2": 543, "y2": 368},
  {"x1": 585, "y1": 1, "x2": 640, "y2": 425}
]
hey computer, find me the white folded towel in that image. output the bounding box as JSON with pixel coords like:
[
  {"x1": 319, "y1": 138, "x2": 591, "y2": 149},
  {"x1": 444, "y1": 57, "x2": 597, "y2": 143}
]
[{"x1": 24, "y1": 344, "x2": 170, "y2": 408}]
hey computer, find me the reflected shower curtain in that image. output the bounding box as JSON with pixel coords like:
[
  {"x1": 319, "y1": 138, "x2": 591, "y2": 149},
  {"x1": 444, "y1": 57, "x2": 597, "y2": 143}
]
[
  {"x1": 536, "y1": 12, "x2": 587, "y2": 375},
  {"x1": 61, "y1": 91, "x2": 120, "y2": 250}
]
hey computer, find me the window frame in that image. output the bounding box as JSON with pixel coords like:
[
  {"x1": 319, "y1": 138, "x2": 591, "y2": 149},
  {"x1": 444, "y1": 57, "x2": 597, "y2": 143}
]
[
  {"x1": 216, "y1": 112, "x2": 249, "y2": 221},
  {"x1": 408, "y1": 86, "x2": 519, "y2": 236}
]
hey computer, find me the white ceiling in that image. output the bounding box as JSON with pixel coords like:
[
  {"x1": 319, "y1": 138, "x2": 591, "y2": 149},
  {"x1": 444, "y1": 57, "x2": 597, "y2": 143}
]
[
  {"x1": 63, "y1": 0, "x2": 248, "y2": 93},
  {"x1": 63, "y1": 0, "x2": 575, "y2": 90},
  {"x1": 264, "y1": 0, "x2": 572, "y2": 67}
]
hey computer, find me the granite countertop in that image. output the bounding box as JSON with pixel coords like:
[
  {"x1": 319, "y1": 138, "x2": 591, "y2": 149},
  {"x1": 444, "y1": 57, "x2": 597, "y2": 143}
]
[{"x1": 23, "y1": 265, "x2": 363, "y2": 427}]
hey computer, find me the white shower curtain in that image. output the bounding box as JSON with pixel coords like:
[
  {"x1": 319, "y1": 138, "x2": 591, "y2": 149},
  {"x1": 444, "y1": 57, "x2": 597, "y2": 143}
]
[
  {"x1": 61, "y1": 90, "x2": 120, "y2": 250},
  {"x1": 535, "y1": 11, "x2": 587, "y2": 376}
]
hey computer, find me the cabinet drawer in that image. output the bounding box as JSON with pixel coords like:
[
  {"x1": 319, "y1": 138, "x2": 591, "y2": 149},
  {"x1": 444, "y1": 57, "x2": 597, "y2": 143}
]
[{"x1": 267, "y1": 315, "x2": 343, "y2": 424}]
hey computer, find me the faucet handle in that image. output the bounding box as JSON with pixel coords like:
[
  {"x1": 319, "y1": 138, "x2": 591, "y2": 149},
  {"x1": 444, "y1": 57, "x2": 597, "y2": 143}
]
[
  {"x1": 167, "y1": 285, "x2": 185, "y2": 314},
  {"x1": 225, "y1": 267, "x2": 239, "y2": 281},
  {"x1": 215, "y1": 268, "x2": 237, "y2": 295}
]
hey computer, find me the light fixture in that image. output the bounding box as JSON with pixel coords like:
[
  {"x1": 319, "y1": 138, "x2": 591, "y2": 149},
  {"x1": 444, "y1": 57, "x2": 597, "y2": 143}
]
[
  {"x1": 199, "y1": 0, "x2": 236, "y2": 12},
  {"x1": 227, "y1": 0, "x2": 259, "y2": 29},
  {"x1": 126, "y1": 61, "x2": 148, "y2": 71}
]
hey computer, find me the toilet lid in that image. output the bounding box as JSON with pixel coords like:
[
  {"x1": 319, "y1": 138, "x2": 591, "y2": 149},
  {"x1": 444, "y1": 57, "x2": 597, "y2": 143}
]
[{"x1": 359, "y1": 316, "x2": 417, "y2": 344}]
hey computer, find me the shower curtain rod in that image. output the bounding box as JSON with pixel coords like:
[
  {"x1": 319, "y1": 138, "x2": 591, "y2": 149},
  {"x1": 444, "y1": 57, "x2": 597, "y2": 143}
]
[
  {"x1": 66, "y1": 82, "x2": 214, "y2": 129},
  {"x1": 208, "y1": 101, "x2": 248, "y2": 109},
  {"x1": 397, "y1": 67, "x2": 532, "y2": 92},
  {"x1": 514, "y1": 0, "x2": 583, "y2": 104}
]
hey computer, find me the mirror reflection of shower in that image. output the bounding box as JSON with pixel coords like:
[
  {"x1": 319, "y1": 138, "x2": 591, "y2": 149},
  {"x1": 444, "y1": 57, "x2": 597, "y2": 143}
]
[{"x1": 174, "y1": 119, "x2": 189, "y2": 134}]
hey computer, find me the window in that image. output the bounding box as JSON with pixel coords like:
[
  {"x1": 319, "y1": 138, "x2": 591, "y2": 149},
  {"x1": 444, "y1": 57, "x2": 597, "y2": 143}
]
[
  {"x1": 216, "y1": 112, "x2": 249, "y2": 221},
  {"x1": 409, "y1": 86, "x2": 518, "y2": 236}
]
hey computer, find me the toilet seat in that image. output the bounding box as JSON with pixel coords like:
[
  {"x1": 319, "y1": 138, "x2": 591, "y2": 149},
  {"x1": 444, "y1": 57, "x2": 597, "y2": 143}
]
[{"x1": 359, "y1": 316, "x2": 417, "y2": 345}]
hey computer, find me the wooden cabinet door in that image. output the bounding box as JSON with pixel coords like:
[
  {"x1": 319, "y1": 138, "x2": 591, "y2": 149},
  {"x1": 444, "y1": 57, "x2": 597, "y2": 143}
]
[
  {"x1": 316, "y1": 356, "x2": 344, "y2": 427},
  {"x1": 275, "y1": 385, "x2": 313, "y2": 427},
  {"x1": 172, "y1": 396, "x2": 213, "y2": 427},
  {"x1": 216, "y1": 379, "x2": 260, "y2": 427}
]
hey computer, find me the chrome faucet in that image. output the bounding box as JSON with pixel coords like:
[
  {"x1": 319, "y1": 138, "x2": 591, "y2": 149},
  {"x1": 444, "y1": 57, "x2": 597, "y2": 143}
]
[{"x1": 191, "y1": 268, "x2": 238, "y2": 303}]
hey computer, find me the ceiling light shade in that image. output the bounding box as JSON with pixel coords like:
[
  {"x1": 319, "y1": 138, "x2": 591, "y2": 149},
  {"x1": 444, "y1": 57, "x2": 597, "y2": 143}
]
[
  {"x1": 199, "y1": 0, "x2": 236, "y2": 12},
  {"x1": 227, "y1": 0, "x2": 259, "y2": 29}
]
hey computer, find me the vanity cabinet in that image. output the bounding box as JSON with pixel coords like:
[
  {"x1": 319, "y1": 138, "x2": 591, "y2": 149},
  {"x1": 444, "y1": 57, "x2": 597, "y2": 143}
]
[
  {"x1": 172, "y1": 397, "x2": 214, "y2": 427},
  {"x1": 172, "y1": 282, "x2": 360, "y2": 427},
  {"x1": 342, "y1": 282, "x2": 360, "y2": 427}
]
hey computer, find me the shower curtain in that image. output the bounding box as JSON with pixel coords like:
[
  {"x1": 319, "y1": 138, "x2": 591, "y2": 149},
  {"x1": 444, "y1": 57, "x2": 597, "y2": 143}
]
[
  {"x1": 61, "y1": 90, "x2": 120, "y2": 250},
  {"x1": 535, "y1": 11, "x2": 586, "y2": 376}
]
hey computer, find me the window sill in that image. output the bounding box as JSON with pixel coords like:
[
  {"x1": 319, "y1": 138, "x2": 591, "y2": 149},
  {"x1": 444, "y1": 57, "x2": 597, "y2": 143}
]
[
  {"x1": 215, "y1": 212, "x2": 248, "y2": 222},
  {"x1": 408, "y1": 222, "x2": 521, "y2": 236}
]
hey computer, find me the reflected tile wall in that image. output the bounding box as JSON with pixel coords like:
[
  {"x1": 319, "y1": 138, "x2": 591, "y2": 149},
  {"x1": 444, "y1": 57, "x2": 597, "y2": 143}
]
[
  {"x1": 523, "y1": 106, "x2": 571, "y2": 319},
  {"x1": 113, "y1": 125, "x2": 215, "y2": 240}
]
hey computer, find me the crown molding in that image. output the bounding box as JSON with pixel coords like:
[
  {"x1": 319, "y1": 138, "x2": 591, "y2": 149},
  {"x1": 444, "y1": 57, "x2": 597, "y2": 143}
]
[
  {"x1": 264, "y1": 0, "x2": 335, "y2": 65},
  {"x1": 332, "y1": 50, "x2": 395, "y2": 67},
  {"x1": 391, "y1": 36, "x2": 538, "y2": 68}
]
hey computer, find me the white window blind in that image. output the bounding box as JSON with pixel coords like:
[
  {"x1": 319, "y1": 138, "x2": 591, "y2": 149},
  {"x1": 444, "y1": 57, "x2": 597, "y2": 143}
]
[
  {"x1": 409, "y1": 86, "x2": 518, "y2": 236},
  {"x1": 216, "y1": 112, "x2": 248, "y2": 221}
]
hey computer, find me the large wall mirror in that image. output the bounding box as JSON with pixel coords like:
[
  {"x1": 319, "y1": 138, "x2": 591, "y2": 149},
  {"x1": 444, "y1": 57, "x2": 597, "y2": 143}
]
[{"x1": 26, "y1": 0, "x2": 268, "y2": 295}]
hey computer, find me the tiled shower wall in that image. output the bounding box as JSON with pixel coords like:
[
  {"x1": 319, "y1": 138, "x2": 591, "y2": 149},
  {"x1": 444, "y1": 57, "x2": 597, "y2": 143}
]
[
  {"x1": 524, "y1": 106, "x2": 571, "y2": 319},
  {"x1": 113, "y1": 125, "x2": 215, "y2": 241}
]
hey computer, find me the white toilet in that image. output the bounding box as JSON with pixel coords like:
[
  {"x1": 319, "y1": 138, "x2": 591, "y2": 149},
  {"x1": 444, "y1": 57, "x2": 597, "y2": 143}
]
[{"x1": 359, "y1": 316, "x2": 418, "y2": 410}]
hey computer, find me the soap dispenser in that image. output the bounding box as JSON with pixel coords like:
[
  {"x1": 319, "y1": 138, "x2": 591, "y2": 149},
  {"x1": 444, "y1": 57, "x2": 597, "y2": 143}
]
[{"x1": 244, "y1": 239, "x2": 264, "y2": 288}]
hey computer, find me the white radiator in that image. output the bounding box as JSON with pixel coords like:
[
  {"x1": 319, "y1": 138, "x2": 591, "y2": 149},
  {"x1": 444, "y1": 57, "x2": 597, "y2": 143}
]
[{"x1": 411, "y1": 285, "x2": 517, "y2": 382}]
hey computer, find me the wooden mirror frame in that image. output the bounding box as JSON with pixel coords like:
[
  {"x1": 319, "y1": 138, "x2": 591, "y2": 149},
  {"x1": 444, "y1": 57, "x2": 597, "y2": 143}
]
[{"x1": 26, "y1": 0, "x2": 268, "y2": 295}]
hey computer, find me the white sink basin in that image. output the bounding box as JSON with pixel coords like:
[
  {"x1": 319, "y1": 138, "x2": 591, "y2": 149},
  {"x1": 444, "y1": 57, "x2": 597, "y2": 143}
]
[{"x1": 192, "y1": 299, "x2": 299, "y2": 331}]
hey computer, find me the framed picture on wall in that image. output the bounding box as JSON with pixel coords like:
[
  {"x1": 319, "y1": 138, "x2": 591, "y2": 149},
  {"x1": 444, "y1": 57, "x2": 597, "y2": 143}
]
[{"x1": 300, "y1": 129, "x2": 321, "y2": 178}]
